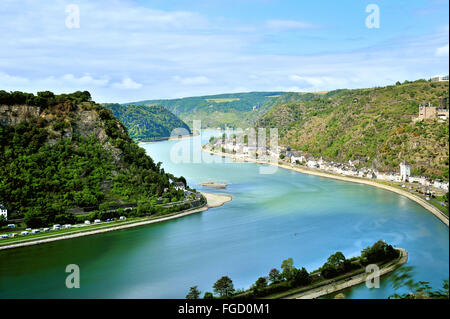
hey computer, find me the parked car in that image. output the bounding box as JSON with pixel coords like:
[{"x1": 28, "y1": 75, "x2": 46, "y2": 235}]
[
  {"x1": 9, "y1": 233, "x2": 18, "y2": 238},
  {"x1": 1, "y1": 234, "x2": 8, "y2": 239},
  {"x1": 94, "y1": 219, "x2": 101, "y2": 224},
  {"x1": 31, "y1": 229, "x2": 40, "y2": 234},
  {"x1": 119, "y1": 216, "x2": 127, "y2": 220},
  {"x1": 43, "y1": 228, "x2": 50, "y2": 232},
  {"x1": 53, "y1": 224, "x2": 61, "y2": 230},
  {"x1": 7, "y1": 224, "x2": 16, "y2": 228},
  {"x1": 84, "y1": 220, "x2": 91, "y2": 225},
  {"x1": 63, "y1": 224, "x2": 72, "y2": 229},
  {"x1": 21, "y1": 231, "x2": 29, "y2": 236}
]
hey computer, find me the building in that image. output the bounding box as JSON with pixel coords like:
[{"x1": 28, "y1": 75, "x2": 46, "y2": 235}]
[
  {"x1": 430, "y1": 75, "x2": 449, "y2": 82},
  {"x1": 0, "y1": 204, "x2": 7, "y2": 221},
  {"x1": 415, "y1": 102, "x2": 449, "y2": 121},
  {"x1": 400, "y1": 160, "x2": 411, "y2": 182},
  {"x1": 173, "y1": 182, "x2": 185, "y2": 190}
]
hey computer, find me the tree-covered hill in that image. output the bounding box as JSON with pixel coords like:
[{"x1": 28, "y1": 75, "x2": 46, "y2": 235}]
[
  {"x1": 104, "y1": 103, "x2": 191, "y2": 141},
  {"x1": 0, "y1": 90, "x2": 189, "y2": 227},
  {"x1": 256, "y1": 80, "x2": 449, "y2": 180},
  {"x1": 127, "y1": 92, "x2": 285, "y2": 129}
]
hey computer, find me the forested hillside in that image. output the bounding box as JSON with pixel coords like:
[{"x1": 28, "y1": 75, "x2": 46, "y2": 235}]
[
  {"x1": 104, "y1": 103, "x2": 191, "y2": 141},
  {"x1": 0, "y1": 90, "x2": 188, "y2": 227},
  {"x1": 257, "y1": 80, "x2": 449, "y2": 180},
  {"x1": 128, "y1": 92, "x2": 284, "y2": 129}
]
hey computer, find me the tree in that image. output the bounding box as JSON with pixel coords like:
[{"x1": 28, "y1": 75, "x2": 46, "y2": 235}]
[
  {"x1": 251, "y1": 277, "x2": 268, "y2": 296},
  {"x1": 268, "y1": 268, "x2": 282, "y2": 284},
  {"x1": 186, "y1": 286, "x2": 201, "y2": 299},
  {"x1": 291, "y1": 267, "x2": 310, "y2": 286},
  {"x1": 281, "y1": 258, "x2": 295, "y2": 281},
  {"x1": 203, "y1": 292, "x2": 214, "y2": 299},
  {"x1": 213, "y1": 276, "x2": 235, "y2": 298},
  {"x1": 0, "y1": 215, "x2": 7, "y2": 228},
  {"x1": 326, "y1": 251, "x2": 346, "y2": 272},
  {"x1": 361, "y1": 240, "x2": 398, "y2": 264},
  {"x1": 24, "y1": 211, "x2": 46, "y2": 228},
  {"x1": 178, "y1": 176, "x2": 187, "y2": 188}
]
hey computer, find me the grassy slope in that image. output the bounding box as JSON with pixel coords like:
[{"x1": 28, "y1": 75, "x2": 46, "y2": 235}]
[
  {"x1": 257, "y1": 81, "x2": 449, "y2": 180},
  {"x1": 104, "y1": 103, "x2": 192, "y2": 141}
]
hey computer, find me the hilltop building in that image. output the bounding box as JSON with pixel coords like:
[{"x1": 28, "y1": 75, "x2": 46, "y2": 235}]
[
  {"x1": 415, "y1": 102, "x2": 449, "y2": 121},
  {"x1": 400, "y1": 161, "x2": 411, "y2": 182},
  {"x1": 0, "y1": 204, "x2": 7, "y2": 221},
  {"x1": 430, "y1": 75, "x2": 449, "y2": 82}
]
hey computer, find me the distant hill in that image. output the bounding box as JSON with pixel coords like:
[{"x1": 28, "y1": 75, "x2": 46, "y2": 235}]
[
  {"x1": 0, "y1": 90, "x2": 189, "y2": 227},
  {"x1": 256, "y1": 80, "x2": 449, "y2": 180},
  {"x1": 104, "y1": 103, "x2": 191, "y2": 141},
  {"x1": 127, "y1": 92, "x2": 285, "y2": 129}
]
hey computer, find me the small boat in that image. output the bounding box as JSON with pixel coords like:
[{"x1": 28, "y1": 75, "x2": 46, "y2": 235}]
[{"x1": 201, "y1": 182, "x2": 227, "y2": 189}]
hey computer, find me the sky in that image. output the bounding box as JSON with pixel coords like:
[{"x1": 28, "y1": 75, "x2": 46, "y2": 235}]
[{"x1": 0, "y1": 0, "x2": 448, "y2": 103}]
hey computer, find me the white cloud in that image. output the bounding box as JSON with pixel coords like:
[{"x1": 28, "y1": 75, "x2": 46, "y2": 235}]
[
  {"x1": 435, "y1": 44, "x2": 449, "y2": 56},
  {"x1": 266, "y1": 19, "x2": 319, "y2": 31},
  {"x1": 0, "y1": 72, "x2": 109, "y2": 92},
  {"x1": 0, "y1": 72, "x2": 30, "y2": 88},
  {"x1": 112, "y1": 77, "x2": 143, "y2": 90},
  {"x1": 173, "y1": 76, "x2": 210, "y2": 85},
  {"x1": 60, "y1": 74, "x2": 109, "y2": 87}
]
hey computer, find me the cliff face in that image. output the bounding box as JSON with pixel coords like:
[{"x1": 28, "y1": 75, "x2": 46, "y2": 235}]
[
  {"x1": 0, "y1": 102, "x2": 125, "y2": 162},
  {"x1": 0, "y1": 104, "x2": 41, "y2": 126}
]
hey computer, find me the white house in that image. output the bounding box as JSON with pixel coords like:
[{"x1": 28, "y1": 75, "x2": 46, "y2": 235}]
[
  {"x1": 400, "y1": 160, "x2": 411, "y2": 182},
  {"x1": 0, "y1": 204, "x2": 7, "y2": 221},
  {"x1": 307, "y1": 160, "x2": 319, "y2": 168}
]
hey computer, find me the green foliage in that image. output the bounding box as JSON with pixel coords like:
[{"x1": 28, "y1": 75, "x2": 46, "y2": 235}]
[
  {"x1": 213, "y1": 276, "x2": 235, "y2": 298},
  {"x1": 104, "y1": 103, "x2": 191, "y2": 141},
  {"x1": 0, "y1": 90, "x2": 91, "y2": 109},
  {"x1": 251, "y1": 277, "x2": 268, "y2": 296},
  {"x1": 186, "y1": 286, "x2": 201, "y2": 299},
  {"x1": 0, "y1": 91, "x2": 188, "y2": 227},
  {"x1": 268, "y1": 268, "x2": 282, "y2": 284},
  {"x1": 389, "y1": 266, "x2": 448, "y2": 299},
  {"x1": 257, "y1": 81, "x2": 449, "y2": 180},
  {"x1": 0, "y1": 215, "x2": 8, "y2": 227},
  {"x1": 281, "y1": 257, "x2": 295, "y2": 281},
  {"x1": 203, "y1": 292, "x2": 214, "y2": 299},
  {"x1": 361, "y1": 240, "x2": 400, "y2": 265}
]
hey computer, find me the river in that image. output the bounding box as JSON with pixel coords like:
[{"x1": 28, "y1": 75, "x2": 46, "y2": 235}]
[{"x1": 0, "y1": 130, "x2": 448, "y2": 298}]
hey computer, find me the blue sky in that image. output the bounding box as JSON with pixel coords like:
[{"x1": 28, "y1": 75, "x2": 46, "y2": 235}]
[{"x1": 0, "y1": 0, "x2": 448, "y2": 102}]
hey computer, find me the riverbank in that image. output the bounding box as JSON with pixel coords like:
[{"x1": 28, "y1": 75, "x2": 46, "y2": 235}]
[
  {"x1": 281, "y1": 248, "x2": 408, "y2": 299},
  {"x1": 202, "y1": 147, "x2": 449, "y2": 227},
  {"x1": 137, "y1": 132, "x2": 200, "y2": 145},
  {"x1": 0, "y1": 192, "x2": 232, "y2": 251}
]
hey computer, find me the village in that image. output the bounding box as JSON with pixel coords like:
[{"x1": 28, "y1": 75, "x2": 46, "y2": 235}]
[{"x1": 205, "y1": 124, "x2": 449, "y2": 209}]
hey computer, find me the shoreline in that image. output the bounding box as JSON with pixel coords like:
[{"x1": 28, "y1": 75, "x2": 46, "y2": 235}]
[
  {"x1": 137, "y1": 132, "x2": 200, "y2": 145},
  {"x1": 284, "y1": 248, "x2": 408, "y2": 299},
  {"x1": 0, "y1": 192, "x2": 232, "y2": 251},
  {"x1": 202, "y1": 147, "x2": 449, "y2": 227}
]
